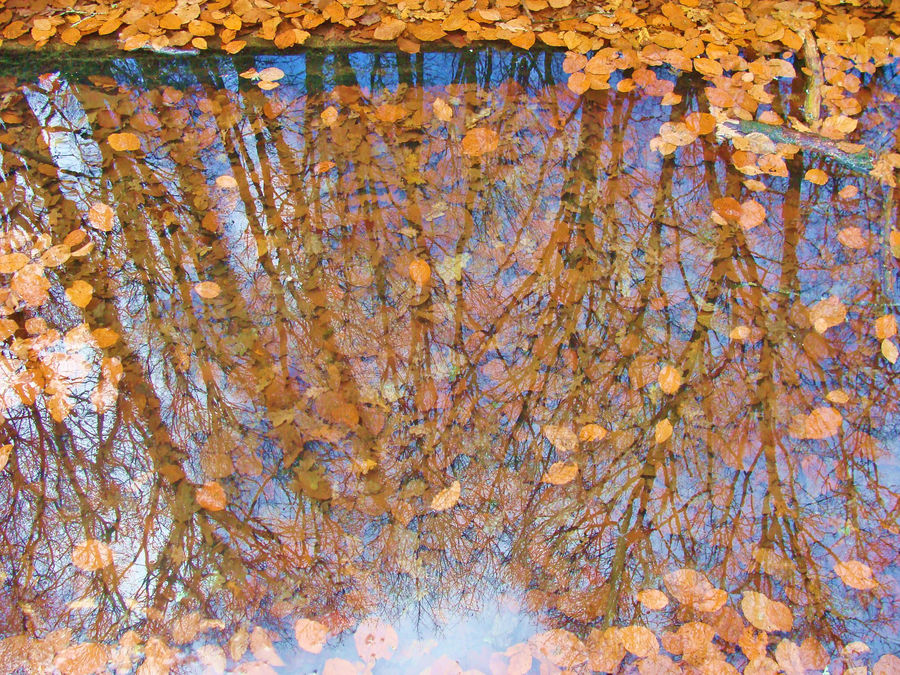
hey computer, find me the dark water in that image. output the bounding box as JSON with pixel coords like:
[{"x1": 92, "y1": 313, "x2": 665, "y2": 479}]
[{"x1": 0, "y1": 49, "x2": 898, "y2": 673}]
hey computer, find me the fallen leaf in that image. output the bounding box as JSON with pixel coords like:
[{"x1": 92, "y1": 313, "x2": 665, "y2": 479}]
[
  {"x1": 883, "y1": 339, "x2": 899, "y2": 364},
  {"x1": 251, "y1": 626, "x2": 284, "y2": 666},
  {"x1": 257, "y1": 67, "x2": 285, "y2": 82},
  {"x1": 66, "y1": 280, "x2": 93, "y2": 308},
  {"x1": 657, "y1": 365, "x2": 682, "y2": 394},
  {"x1": 655, "y1": 419, "x2": 673, "y2": 443},
  {"x1": 87, "y1": 202, "x2": 115, "y2": 231},
  {"x1": 542, "y1": 461, "x2": 578, "y2": 485},
  {"x1": 194, "y1": 281, "x2": 221, "y2": 299},
  {"x1": 354, "y1": 617, "x2": 398, "y2": 666},
  {"x1": 432, "y1": 98, "x2": 453, "y2": 122},
  {"x1": 108, "y1": 132, "x2": 141, "y2": 152},
  {"x1": 0, "y1": 253, "x2": 29, "y2": 274},
  {"x1": 804, "y1": 168, "x2": 828, "y2": 185},
  {"x1": 408, "y1": 259, "x2": 431, "y2": 285},
  {"x1": 294, "y1": 619, "x2": 328, "y2": 654},
  {"x1": 875, "y1": 314, "x2": 898, "y2": 339},
  {"x1": 196, "y1": 481, "x2": 227, "y2": 511},
  {"x1": 741, "y1": 591, "x2": 793, "y2": 632},
  {"x1": 216, "y1": 175, "x2": 238, "y2": 189},
  {"x1": 838, "y1": 227, "x2": 868, "y2": 249},
  {"x1": 636, "y1": 589, "x2": 669, "y2": 610},
  {"x1": 803, "y1": 407, "x2": 842, "y2": 439},
  {"x1": 461, "y1": 127, "x2": 499, "y2": 156},
  {"x1": 543, "y1": 424, "x2": 578, "y2": 453},
  {"x1": 834, "y1": 560, "x2": 878, "y2": 590},
  {"x1": 620, "y1": 625, "x2": 658, "y2": 657},
  {"x1": 431, "y1": 480, "x2": 460, "y2": 511},
  {"x1": 809, "y1": 296, "x2": 846, "y2": 333},
  {"x1": 53, "y1": 643, "x2": 108, "y2": 675},
  {"x1": 579, "y1": 423, "x2": 608, "y2": 442},
  {"x1": 529, "y1": 629, "x2": 587, "y2": 668},
  {"x1": 0, "y1": 444, "x2": 11, "y2": 473}
]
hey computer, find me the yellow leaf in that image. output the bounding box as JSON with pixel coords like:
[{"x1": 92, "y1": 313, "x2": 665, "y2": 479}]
[
  {"x1": 72, "y1": 539, "x2": 114, "y2": 571},
  {"x1": 729, "y1": 325, "x2": 751, "y2": 341},
  {"x1": 431, "y1": 480, "x2": 460, "y2": 511},
  {"x1": 196, "y1": 481, "x2": 227, "y2": 511},
  {"x1": 257, "y1": 67, "x2": 285, "y2": 81},
  {"x1": 825, "y1": 389, "x2": 849, "y2": 404},
  {"x1": 0, "y1": 252, "x2": 29, "y2": 274},
  {"x1": 0, "y1": 443, "x2": 11, "y2": 473},
  {"x1": 216, "y1": 175, "x2": 238, "y2": 189},
  {"x1": 108, "y1": 132, "x2": 141, "y2": 152},
  {"x1": 875, "y1": 314, "x2": 897, "y2": 340},
  {"x1": 636, "y1": 589, "x2": 669, "y2": 611},
  {"x1": 321, "y1": 106, "x2": 339, "y2": 127},
  {"x1": 655, "y1": 418, "x2": 673, "y2": 443},
  {"x1": 542, "y1": 461, "x2": 578, "y2": 485},
  {"x1": 882, "y1": 338, "x2": 899, "y2": 364},
  {"x1": 194, "y1": 281, "x2": 221, "y2": 299},
  {"x1": 741, "y1": 591, "x2": 793, "y2": 632},
  {"x1": 619, "y1": 625, "x2": 658, "y2": 657},
  {"x1": 803, "y1": 406, "x2": 842, "y2": 439},
  {"x1": 657, "y1": 365, "x2": 682, "y2": 394},
  {"x1": 66, "y1": 280, "x2": 93, "y2": 308},
  {"x1": 432, "y1": 98, "x2": 453, "y2": 122}
]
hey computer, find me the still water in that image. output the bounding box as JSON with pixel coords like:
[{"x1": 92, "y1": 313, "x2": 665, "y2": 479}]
[{"x1": 0, "y1": 49, "x2": 898, "y2": 673}]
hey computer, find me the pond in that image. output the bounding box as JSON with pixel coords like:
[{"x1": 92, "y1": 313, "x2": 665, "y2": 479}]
[{"x1": 0, "y1": 48, "x2": 899, "y2": 674}]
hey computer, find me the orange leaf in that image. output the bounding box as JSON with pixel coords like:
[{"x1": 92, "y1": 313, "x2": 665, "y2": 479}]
[
  {"x1": 431, "y1": 480, "x2": 460, "y2": 511},
  {"x1": 196, "y1": 481, "x2": 227, "y2": 511},
  {"x1": 804, "y1": 168, "x2": 829, "y2": 185},
  {"x1": 657, "y1": 365, "x2": 682, "y2": 394},
  {"x1": 542, "y1": 461, "x2": 578, "y2": 485},
  {"x1": 579, "y1": 423, "x2": 608, "y2": 442},
  {"x1": 636, "y1": 589, "x2": 669, "y2": 610},
  {"x1": 373, "y1": 16, "x2": 406, "y2": 40},
  {"x1": 803, "y1": 407, "x2": 842, "y2": 439},
  {"x1": 432, "y1": 98, "x2": 453, "y2": 122},
  {"x1": 838, "y1": 226, "x2": 868, "y2": 249},
  {"x1": 72, "y1": 539, "x2": 114, "y2": 571},
  {"x1": 883, "y1": 339, "x2": 899, "y2": 364},
  {"x1": 655, "y1": 418, "x2": 673, "y2": 443},
  {"x1": 88, "y1": 202, "x2": 115, "y2": 231},
  {"x1": 257, "y1": 67, "x2": 285, "y2": 82},
  {"x1": 567, "y1": 72, "x2": 590, "y2": 95},
  {"x1": 216, "y1": 175, "x2": 238, "y2": 189},
  {"x1": 295, "y1": 618, "x2": 328, "y2": 654},
  {"x1": 0, "y1": 253, "x2": 29, "y2": 274},
  {"x1": 834, "y1": 560, "x2": 878, "y2": 590},
  {"x1": 741, "y1": 591, "x2": 793, "y2": 632},
  {"x1": 619, "y1": 625, "x2": 658, "y2": 657},
  {"x1": 875, "y1": 314, "x2": 897, "y2": 340},
  {"x1": 408, "y1": 259, "x2": 431, "y2": 286},
  {"x1": 194, "y1": 281, "x2": 221, "y2": 299},
  {"x1": 809, "y1": 295, "x2": 846, "y2": 333},
  {"x1": 461, "y1": 127, "x2": 499, "y2": 157},
  {"x1": 354, "y1": 617, "x2": 398, "y2": 666},
  {"x1": 739, "y1": 200, "x2": 766, "y2": 230},
  {"x1": 108, "y1": 132, "x2": 141, "y2": 152},
  {"x1": 66, "y1": 280, "x2": 94, "y2": 308}
]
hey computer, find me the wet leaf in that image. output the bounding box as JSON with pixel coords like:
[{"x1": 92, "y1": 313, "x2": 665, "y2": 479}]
[
  {"x1": 0, "y1": 253, "x2": 28, "y2": 274},
  {"x1": 354, "y1": 617, "x2": 398, "y2": 666},
  {"x1": 875, "y1": 314, "x2": 898, "y2": 340},
  {"x1": 543, "y1": 424, "x2": 578, "y2": 454},
  {"x1": 216, "y1": 174, "x2": 238, "y2": 189},
  {"x1": 838, "y1": 227, "x2": 868, "y2": 249},
  {"x1": 741, "y1": 591, "x2": 793, "y2": 632},
  {"x1": 541, "y1": 461, "x2": 578, "y2": 485},
  {"x1": 194, "y1": 281, "x2": 221, "y2": 299},
  {"x1": 72, "y1": 540, "x2": 114, "y2": 572},
  {"x1": 53, "y1": 643, "x2": 107, "y2": 675},
  {"x1": 636, "y1": 589, "x2": 669, "y2": 610},
  {"x1": 874, "y1": 654, "x2": 900, "y2": 675},
  {"x1": 883, "y1": 339, "x2": 899, "y2": 364},
  {"x1": 294, "y1": 618, "x2": 328, "y2": 654},
  {"x1": 809, "y1": 295, "x2": 846, "y2": 333},
  {"x1": 107, "y1": 132, "x2": 140, "y2": 152},
  {"x1": 586, "y1": 628, "x2": 625, "y2": 673},
  {"x1": 834, "y1": 560, "x2": 878, "y2": 590},
  {"x1": 87, "y1": 202, "x2": 115, "y2": 231},
  {"x1": 804, "y1": 168, "x2": 829, "y2": 185},
  {"x1": 803, "y1": 407, "x2": 842, "y2": 440},
  {"x1": 579, "y1": 423, "x2": 608, "y2": 442},
  {"x1": 0, "y1": 444, "x2": 10, "y2": 473},
  {"x1": 620, "y1": 625, "x2": 658, "y2": 658},
  {"x1": 66, "y1": 280, "x2": 93, "y2": 308},
  {"x1": 432, "y1": 98, "x2": 453, "y2": 122},
  {"x1": 657, "y1": 365, "x2": 682, "y2": 394},
  {"x1": 196, "y1": 481, "x2": 227, "y2": 511},
  {"x1": 655, "y1": 419, "x2": 673, "y2": 443},
  {"x1": 529, "y1": 629, "x2": 587, "y2": 668},
  {"x1": 431, "y1": 480, "x2": 460, "y2": 511},
  {"x1": 461, "y1": 127, "x2": 499, "y2": 156},
  {"x1": 250, "y1": 626, "x2": 284, "y2": 666},
  {"x1": 408, "y1": 259, "x2": 431, "y2": 286}
]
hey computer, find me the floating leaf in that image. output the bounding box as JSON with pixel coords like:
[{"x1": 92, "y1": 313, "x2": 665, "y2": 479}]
[
  {"x1": 620, "y1": 625, "x2": 658, "y2": 658},
  {"x1": 461, "y1": 127, "x2": 499, "y2": 157},
  {"x1": 88, "y1": 202, "x2": 115, "y2": 231},
  {"x1": 257, "y1": 67, "x2": 285, "y2": 82},
  {"x1": 408, "y1": 259, "x2": 431, "y2": 286},
  {"x1": 804, "y1": 168, "x2": 829, "y2": 185},
  {"x1": 0, "y1": 253, "x2": 28, "y2": 274},
  {"x1": 432, "y1": 98, "x2": 453, "y2": 122},
  {"x1": 431, "y1": 480, "x2": 460, "y2": 511},
  {"x1": 196, "y1": 481, "x2": 227, "y2": 511},
  {"x1": 194, "y1": 281, "x2": 221, "y2": 299},
  {"x1": 838, "y1": 227, "x2": 868, "y2": 249},
  {"x1": 216, "y1": 175, "x2": 238, "y2": 189},
  {"x1": 579, "y1": 423, "x2": 608, "y2": 442},
  {"x1": 529, "y1": 629, "x2": 587, "y2": 668},
  {"x1": 729, "y1": 325, "x2": 752, "y2": 341},
  {"x1": 657, "y1": 365, "x2": 682, "y2": 394},
  {"x1": 883, "y1": 339, "x2": 899, "y2": 364},
  {"x1": 803, "y1": 407, "x2": 842, "y2": 440},
  {"x1": 108, "y1": 132, "x2": 141, "y2": 152},
  {"x1": 875, "y1": 314, "x2": 898, "y2": 340},
  {"x1": 655, "y1": 419, "x2": 673, "y2": 444},
  {"x1": 53, "y1": 643, "x2": 108, "y2": 675},
  {"x1": 66, "y1": 280, "x2": 93, "y2": 308},
  {"x1": 835, "y1": 560, "x2": 878, "y2": 590},
  {"x1": 543, "y1": 424, "x2": 578, "y2": 454},
  {"x1": 809, "y1": 295, "x2": 846, "y2": 333},
  {"x1": 0, "y1": 444, "x2": 11, "y2": 473},
  {"x1": 72, "y1": 539, "x2": 114, "y2": 571},
  {"x1": 321, "y1": 106, "x2": 339, "y2": 127},
  {"x1": 741, "y1": 591, "x2": 793, "y2": 632},
  {"x1": 739, "y1": 200, "x2": 766, "y2": 230},
  {"x1": 636, "y1": 589, "x2": 669, "y2": 611},
  {"x1": 542, "y1": 461, "x2": 578, "y2": 485},
  {"x1": 354, "y1": 617, "x2": 398, "y2": 666},
  {"x1": 250, "y1": 626, "x2": 284, "y2": 666},
  {"x1": 295, "y1": 618, "x2": 328, "y2": 654}
]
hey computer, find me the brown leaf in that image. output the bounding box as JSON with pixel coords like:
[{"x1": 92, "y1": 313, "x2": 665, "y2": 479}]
[
  {"x1": 431, "y1": 480, "x2": 460, "y2": 511},
  {"x1": 196, "y1": 481, "x2": 227, "y2": 511},
  {"x1": 834, "y1": 560, "x2": 878, "y2": 590},
  {"x1": 461, "y1": 127, "x2": 499, "y2": 157},
  {"x1": 294, "y1": 619, "x2": 328, "y2": 654},
  {"x1": 542, "y1": 424, "x2": 578, "y2": 454},
  {"x1": 72, "y1": 540, "x2": 114, "y2": 572}
]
